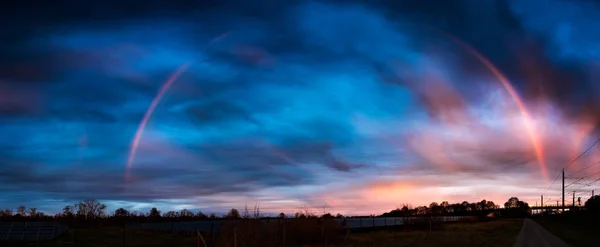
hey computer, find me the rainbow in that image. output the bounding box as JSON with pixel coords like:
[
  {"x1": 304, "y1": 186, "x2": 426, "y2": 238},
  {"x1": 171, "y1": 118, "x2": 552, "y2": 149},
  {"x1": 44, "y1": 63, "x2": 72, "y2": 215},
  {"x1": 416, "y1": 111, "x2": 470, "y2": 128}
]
[
  {"x1": 125, "y1": 63, "x2": 191, "y2": 180},
  {"x1": 440, "y1": 32, "x2": 548, "y2": 180}
]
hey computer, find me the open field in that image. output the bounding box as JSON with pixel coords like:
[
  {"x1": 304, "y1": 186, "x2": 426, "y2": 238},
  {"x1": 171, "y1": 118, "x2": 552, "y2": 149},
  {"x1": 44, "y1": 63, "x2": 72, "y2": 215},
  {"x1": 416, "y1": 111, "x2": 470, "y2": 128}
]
[
  {"x1": 534, "y1": 213, "x2": 600, "y2": 247},
  {"x1": 1, "y1": 218, "x2": 524, "y2": 247},
  {"x1": 336, "y1": 219, "x2": 523, "y2": 247}
]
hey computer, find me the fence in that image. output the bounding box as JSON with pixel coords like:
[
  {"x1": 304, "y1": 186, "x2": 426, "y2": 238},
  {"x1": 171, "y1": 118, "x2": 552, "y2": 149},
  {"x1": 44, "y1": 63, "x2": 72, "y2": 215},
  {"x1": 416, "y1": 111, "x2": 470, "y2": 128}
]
[
  {"x1": 0, "y1": 221, "x2": 69, "y2": 241},
  {"x1": 126, "y1": 216, "x2": 475, "y2": 233}
]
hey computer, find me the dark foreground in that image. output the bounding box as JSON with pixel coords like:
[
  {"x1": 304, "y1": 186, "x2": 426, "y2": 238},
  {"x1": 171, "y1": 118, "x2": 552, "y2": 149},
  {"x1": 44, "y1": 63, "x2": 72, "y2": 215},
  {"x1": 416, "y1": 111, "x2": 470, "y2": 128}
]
[
  {"x1": 2, "y1": 219, "x2": 524, "y2": 247},
  {"x1": 514, "y1": 218, "x2": 570, "y2": 247},
  {"x1": 534, "y1": 212, "x2": 600, "y2": 247}
]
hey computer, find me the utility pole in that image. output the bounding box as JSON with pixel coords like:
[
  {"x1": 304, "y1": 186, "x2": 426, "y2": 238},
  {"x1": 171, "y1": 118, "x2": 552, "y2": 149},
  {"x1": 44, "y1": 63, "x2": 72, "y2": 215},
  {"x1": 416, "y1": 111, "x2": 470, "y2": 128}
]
[
  {"x1": 572, "y1": 191, "x2": 575, "y2": 208},
  {"x1": 541, "y1": 195, "x2": 544, "y2": 215},
  {"x1": 593, "y1": 190, "x2": 595, "y2": 197},
  {"x1": 562, "y1": 169, "x2": 565, "y2": 212}
]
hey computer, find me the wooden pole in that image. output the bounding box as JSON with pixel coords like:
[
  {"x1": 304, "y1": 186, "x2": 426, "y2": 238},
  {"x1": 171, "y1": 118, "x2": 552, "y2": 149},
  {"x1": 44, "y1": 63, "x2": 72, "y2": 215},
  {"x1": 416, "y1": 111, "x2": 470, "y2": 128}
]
[
  {"x1": 233, "y1": 227, "x2": 237, "y2": 247},
  {"x1": 123, "y1": 223, "x2": 126, "y2": 247},
  {"x1": 562, "y1": 169, "x2": 565, "y2": 212}
]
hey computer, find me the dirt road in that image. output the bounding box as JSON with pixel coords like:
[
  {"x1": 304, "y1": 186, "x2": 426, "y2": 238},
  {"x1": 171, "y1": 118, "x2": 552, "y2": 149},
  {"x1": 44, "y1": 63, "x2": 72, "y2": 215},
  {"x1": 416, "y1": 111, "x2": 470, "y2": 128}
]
[{"x1": 514, "y1": 218, "x2": 570, "y2": 247}]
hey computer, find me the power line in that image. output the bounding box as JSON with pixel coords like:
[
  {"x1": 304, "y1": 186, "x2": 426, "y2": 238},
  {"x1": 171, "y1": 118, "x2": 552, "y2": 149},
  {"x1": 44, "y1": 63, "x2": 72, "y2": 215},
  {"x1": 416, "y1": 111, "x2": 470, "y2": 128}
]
[
  {"x1": 567, "y1": 160, "x2": 600, "y2": 177},
  {"x1": 568, "y1": 170, "x2": 600, "y2": 182},
  {"x1": 543, "y1": 170, "x2": 562, "y2": 195},
  {"x1": 563, "y1": 137, "x2": 600, "y2": 170},
  {"x1": 581, "y1": 177, "x2": 600, "y2": 187},
  {"x1": 565, "y1": 177, "x2": 584, "y2": 189}
]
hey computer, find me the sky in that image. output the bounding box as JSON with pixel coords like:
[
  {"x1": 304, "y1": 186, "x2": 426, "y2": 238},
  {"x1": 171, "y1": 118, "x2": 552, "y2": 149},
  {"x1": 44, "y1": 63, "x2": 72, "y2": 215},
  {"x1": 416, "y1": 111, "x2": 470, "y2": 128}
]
[{"x1": 2, "y1": 0, "x2": 600, "y2": 216}]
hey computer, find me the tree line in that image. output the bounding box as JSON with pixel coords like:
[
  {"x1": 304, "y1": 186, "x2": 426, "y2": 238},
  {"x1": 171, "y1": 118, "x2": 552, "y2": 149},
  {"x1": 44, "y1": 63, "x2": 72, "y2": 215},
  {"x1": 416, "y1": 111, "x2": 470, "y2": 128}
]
[
  {"x1": 380, "y1": 197, "x2": 530, "y2": 217},
  {"x1": 0, "y1": 197, "x2": 532, "y2": 221}
]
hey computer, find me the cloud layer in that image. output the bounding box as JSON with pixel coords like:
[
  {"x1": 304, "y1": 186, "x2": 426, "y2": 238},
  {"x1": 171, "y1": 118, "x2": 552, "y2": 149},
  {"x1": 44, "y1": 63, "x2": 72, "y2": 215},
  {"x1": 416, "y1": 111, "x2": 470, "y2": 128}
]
[{"x1": 1, "y1": 0, "x2": 600, "y2": 215}]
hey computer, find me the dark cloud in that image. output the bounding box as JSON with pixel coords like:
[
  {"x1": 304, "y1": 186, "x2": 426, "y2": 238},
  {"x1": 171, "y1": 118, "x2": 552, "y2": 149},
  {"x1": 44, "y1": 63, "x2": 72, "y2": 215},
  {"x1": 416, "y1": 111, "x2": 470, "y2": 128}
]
[
  {"x1": 183, "y1": 100, "x2": 253, "y2": 125},
  {"x1": 2, "y1": 0, "x2": 599, "y2": 213},
  {"x1": 0, "y1": 159, "x2": 311, "y2": 202}
]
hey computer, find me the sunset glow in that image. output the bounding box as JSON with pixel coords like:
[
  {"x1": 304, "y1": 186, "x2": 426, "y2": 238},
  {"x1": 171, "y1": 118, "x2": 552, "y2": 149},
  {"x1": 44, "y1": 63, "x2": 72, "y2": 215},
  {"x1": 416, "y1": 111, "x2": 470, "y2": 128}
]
[{"x1": 2, "y1": 0, "x2": 600, "y2": 216}]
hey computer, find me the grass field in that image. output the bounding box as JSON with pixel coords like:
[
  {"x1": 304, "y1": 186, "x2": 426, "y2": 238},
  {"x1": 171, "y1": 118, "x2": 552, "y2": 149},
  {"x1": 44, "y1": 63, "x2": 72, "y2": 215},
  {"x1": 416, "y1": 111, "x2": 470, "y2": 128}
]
[
  {"x1": 337, "y1": 219, "x2": 523, "y2": 247},
  {"x1": 534, "y1": 214, "x2": 600, "y2": 247},
  {"x1": 4, "y1": 219, "x2": 524, "y2": 247}
]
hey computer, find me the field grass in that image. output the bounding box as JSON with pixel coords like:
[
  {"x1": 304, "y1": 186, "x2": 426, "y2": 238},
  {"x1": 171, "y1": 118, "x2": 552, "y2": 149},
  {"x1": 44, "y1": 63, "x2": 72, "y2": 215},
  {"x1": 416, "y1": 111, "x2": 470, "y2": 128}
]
[
  {"x1": 2, "y1": 219, "x2": 524, "y2": 247},
  {"x1": 534, "y1": 214, "x2": 600, "y2": 247},
  {"x1": 332, "y1": 219, "x2": 523, "y2": 247}
]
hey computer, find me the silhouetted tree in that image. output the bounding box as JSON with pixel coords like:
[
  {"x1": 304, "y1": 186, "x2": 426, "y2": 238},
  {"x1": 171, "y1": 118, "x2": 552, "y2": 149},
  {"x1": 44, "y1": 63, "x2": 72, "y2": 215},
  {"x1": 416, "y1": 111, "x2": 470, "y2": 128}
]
[
  {"x1": 62, "y1": 205, "x2": 74, "y2": 217},
  {"x1": 486, "y1": 201, "x2": 497, "y2": 210},
  {"x1": 429, "y1": 202, "x2": 441, "y2": 215},
  {"x1": 504, "y1": 197, "x2": 521, "y2": 208},
  {"x1": 585, "y1": 195, "x2": 600, "y2": 212},
  {"x1": 335, "y1": 213, "x2": 344, "y2": 218},
  {"x1": 226, "y1": 208, "x2": 240, "y2": 219},
  {"x1": 17, "y1": 206, "x2": 26, "y2": 217},
  {"x1": 76, "y1": 199, "x2": 107, "y2": 219},
  {"x1": 4, "y1": 209, "x2": 12, "y2": 216},
  {"x1": 208, "y1": 213, "x2": 217, "y2": 219},
  {"x1": 440, "y1": 201, "x2": 450, "y2": 214},
  {"x1": 196, "y1": 211, "x2": 208, "y2": 219},
  {"x1": 279, "y1": 212, "x2": 286, "y2": 219},
  {"x1": 477, "y1": 200, "x2": 487, "y2": 211},
  {"x1": 416, "y1": 206, "x2": 428, "y2": 215},
  {"x1": 114, "y1": 208, "x2": 129, "y2": 217},
  {"x1": 503, "y1": 197, "x2": 529, "y2": 217},
  {"x1": 321, "y1": 213, "x2": 333, "y2": 218},
  {"x1": 295, "y1": 212, "x2": 306, "y2": 219},
  {"x1": 467, "y1": 202, "x2": 477, "y2": 212},
  {"x1": 163, "y1": 211, "x2": 178, "y2": 218},
  {"x1": 148, "y1": 207, "x2": 161, "y2": 218},
  {"x1": 28, "y1": 208, "x2": 38, "y2": 218},
  {"x1": 180, "y1": 209, "x2": 193, "y2": 218},
  {"x1": 401, "y1": 205, "x2": 412, "y2": 216}
]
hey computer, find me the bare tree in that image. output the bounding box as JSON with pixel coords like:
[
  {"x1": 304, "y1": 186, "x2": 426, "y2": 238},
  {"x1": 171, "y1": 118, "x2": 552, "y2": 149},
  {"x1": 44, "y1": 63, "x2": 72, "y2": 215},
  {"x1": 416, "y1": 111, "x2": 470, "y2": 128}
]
[
  {"x1": 252, "y1": 203, "x2": 261, "y2": 219},
  {"x1": 242, "y1": 203, "x2": 251, "y2": 219},
  {"x1": 76, "y1": 199, "x2": 107, "y2": 219},
  {"x1": 294, "y1": 211, "x2": 306, "y2": 218},
  {"x1": 196, "y1": 211, "x2": 208, "y2": 219},
  {"x1": 3, "y1": 209, "x2": 12, "y2": 216},
  {"x1": 28, "y1": 208, "x2": 38, "y2": 218},
  {"x1": 180, "y1": 209, "x2": 193, "y2": 217},
  {"x1": 300, "y1": 205, "x2": 316, "y2": 218},
  {"x1": 62, "y1": 205, "x2": 74, "y2": 217},
  {"x1": 17, "y1": 206, "x2": 26, "y2": 217},
  {"x1": 163, "y1": 211, "x2": 178, "y2": 218}
]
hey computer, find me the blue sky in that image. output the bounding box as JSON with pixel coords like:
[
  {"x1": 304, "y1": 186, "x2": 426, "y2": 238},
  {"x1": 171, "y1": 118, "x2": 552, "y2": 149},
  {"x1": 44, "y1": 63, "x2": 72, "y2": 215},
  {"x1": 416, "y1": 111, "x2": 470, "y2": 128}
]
[{"x1": 1, "y1": 0, "x2": 600, "y2": 215}]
